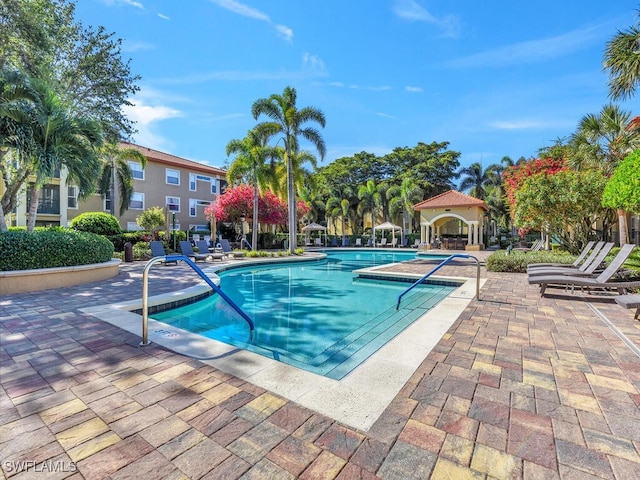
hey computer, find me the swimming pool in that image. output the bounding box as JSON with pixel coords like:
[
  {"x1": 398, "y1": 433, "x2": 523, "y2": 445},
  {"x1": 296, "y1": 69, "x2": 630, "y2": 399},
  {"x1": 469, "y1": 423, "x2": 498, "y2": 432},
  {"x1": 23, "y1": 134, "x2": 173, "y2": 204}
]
[{"x1": 151, "y1": 250, "x2": 458, "y2": 379}]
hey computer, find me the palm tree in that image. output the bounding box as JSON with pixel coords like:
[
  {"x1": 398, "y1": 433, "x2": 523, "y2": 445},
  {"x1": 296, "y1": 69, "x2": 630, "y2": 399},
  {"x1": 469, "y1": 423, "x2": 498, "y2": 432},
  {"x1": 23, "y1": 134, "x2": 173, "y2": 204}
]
[
  {"x1": 3, "y1": 75, "x2": 102, "y2": 231},
  {"x1": 0, "y1": 68, "x2": 35, "y2": 231},
  {"x1": 252, "y1": 86, "x2": 326, "y2": 253},
  {"x1": 97, "y1": 143, "x2": 147, "y2": 216},
  {"x1": 569, "y1": 104, "x2": 640, "y2": 245},
  {"x1": 603, "y1": 16, "x2": 640, "y2": 100},
  {"x1": 226, "y1": 126, "x2": 282, "y2": 250},
  {"x1": 387, "y1": 178, "x2": 424, "y2": 243},
  {"x1": 326, "y1": 183, "x2": 354, "y2": 244},
  {"x1": 458, "y1": 161, "x2": 503, "y2": 200},
  {"x1": 357, "y1": 179, "x2": 383, "y2": 235}
]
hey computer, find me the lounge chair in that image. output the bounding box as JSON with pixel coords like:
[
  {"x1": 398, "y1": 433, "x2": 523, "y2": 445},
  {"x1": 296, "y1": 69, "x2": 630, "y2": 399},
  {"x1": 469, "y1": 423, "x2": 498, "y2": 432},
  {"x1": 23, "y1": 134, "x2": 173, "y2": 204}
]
[
  {"x1": 219, "y1": 238, "x2": 245, "y2": 258},
  {"x1": 355, "y1": 238, "x2": 362, "y2": 247},
  {"x1": 366, "y1": 238, "x2": 373, "y2": 247},
  {"x1": 528, "y1": 244, "x2": 639, "y2": 296},
  {"x1": 411, "y1": 239, "x2": 420, "y2": 248},
  {"x1": 330, "y1": 237, "x2": 338, "y2": 247},
  {"x1": 179, "y1": 241, "x2": 209, "y2": 262},
  {"x1": 342, "y1": 237, "x2": 350, "y2": 247},
  {"x1": 527, "y1": 242, "x2": 614, "y2": 277},
  {"x1": 390, "y1": 238, "x2": 398, "y2": 248},
  {"x1": 379, "y1": 238, "x2": 387, "y2": 247},
  {"x1": 315, "y1": 237, "x2": 323, "y2": 247},
  {"x1": 150, "y1": 240, "x2": 178, "y2": 265},
  {"x1": 196, "y1": 240, "x2": 224, "y2": 261},
  {"x1": 615, "y1": 294, "x2": 640, "y2": 320},
  {"x1": 514, "y1": 239, "x2": 542, "y2": 252},
  {"x1": 527, "y1": 241, "x2": 596, "y2": 270}
]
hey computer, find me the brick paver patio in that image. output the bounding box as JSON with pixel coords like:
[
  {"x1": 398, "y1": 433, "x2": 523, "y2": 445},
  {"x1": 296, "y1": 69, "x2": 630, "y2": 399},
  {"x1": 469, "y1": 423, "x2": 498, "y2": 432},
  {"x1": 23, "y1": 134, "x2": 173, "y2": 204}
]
[{"x1": 1, "y1": 252, "x2": 639, "y2": 479}]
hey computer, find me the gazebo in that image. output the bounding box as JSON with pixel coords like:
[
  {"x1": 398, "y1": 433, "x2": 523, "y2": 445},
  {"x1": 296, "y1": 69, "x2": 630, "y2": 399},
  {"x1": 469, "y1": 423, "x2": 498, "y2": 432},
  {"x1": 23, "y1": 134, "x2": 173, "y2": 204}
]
[
  {"x1": 301, "y1": 222, "x2": 327, "y2": 247},
  {"x1": 413, "y1": 190, "x2": 488, "y2": 250}
]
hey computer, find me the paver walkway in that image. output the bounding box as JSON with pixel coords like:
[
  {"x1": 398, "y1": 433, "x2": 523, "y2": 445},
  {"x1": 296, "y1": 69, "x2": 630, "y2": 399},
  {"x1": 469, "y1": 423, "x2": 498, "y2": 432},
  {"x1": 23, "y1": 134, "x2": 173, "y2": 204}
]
[{"x1": 1, "y1": 252, "x2": 639, "y2": 479}]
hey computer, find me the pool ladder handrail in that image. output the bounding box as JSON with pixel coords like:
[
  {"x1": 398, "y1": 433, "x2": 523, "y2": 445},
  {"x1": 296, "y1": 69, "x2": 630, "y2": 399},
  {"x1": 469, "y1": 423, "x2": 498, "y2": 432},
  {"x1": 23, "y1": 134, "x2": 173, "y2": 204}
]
[
  {"x1": 140, "y1": 255, "x2": 255, "y2": 347},
  {"x1": 396, "y1": 254, "x2": 480, "y2": 310}
]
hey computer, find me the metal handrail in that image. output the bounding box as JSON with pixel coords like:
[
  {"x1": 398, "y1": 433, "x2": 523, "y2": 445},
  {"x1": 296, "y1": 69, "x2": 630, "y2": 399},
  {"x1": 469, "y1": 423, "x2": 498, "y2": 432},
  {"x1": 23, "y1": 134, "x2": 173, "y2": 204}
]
[
  {"x1": 140, "y1": 255, "x2": 255, "y2": 347},
  {"x1": 396, "y1": 254, "x2": 480, "y2": 310}
]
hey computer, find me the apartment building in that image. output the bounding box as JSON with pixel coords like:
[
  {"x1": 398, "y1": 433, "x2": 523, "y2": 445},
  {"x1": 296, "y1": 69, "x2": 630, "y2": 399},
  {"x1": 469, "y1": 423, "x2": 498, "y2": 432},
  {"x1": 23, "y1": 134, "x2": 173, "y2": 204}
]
[{"x1": 6, "y1": 142, "x2": 228, "y2": 231}]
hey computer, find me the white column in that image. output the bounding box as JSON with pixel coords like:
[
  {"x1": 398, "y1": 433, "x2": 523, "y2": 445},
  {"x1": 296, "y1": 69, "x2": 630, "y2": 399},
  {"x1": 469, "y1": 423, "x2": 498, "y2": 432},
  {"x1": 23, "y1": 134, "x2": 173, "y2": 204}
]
[{"x1": 467, "y1": 222, "x2": 473, "y2": 244}]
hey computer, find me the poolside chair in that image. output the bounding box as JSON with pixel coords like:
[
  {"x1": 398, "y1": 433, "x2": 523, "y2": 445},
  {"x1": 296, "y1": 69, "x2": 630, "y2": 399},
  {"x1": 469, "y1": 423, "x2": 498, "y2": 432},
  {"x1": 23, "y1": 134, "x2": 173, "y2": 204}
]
[
  {"x1": 355, "y1": 238, "x2": 362, "y2": 247},
  {"x1": 528, "y1": 244, "x2": 639, "y2": 297},
  {"x1": 411, "y1": 239, "x2": 420, "y2": 248},
  {"x1": 150, "y1": 240, "x2": 178, "y2": 265},
  {"x1": 379, "y1": 238, "x2": 387, "y2": 247},
  {"x1": 219, "y1": 238, "x2": 234, "y2": 257},
  {"x1": 196, "y1": 240, "x2": 224, "y2": 261},
  {"x1": 527, "y1": 241, "x2": 596, "y2": 270},
  {"x1": 342, "y1": 237, "x2": 350, "y2": 247},
  {"x1": 330, "y1": 237, "x2": 338, "y2": 247},
  {"x1": 514, "y1": 239, "x2": 542, "y2": 252},
  {"x1": 179, "y1": 240, "x2": 209, "y2": 262},
  {"x1": 390, "y1": 237, "x2": 398, "y2": 248},
  {"x1": 366, "y1": 238, "x2": 373, "y2": 247},
  {"x1": 315, "y1": 237, "x2": 323, "y2": 247},
  {"x1": 527, "y1": 242, "x2": 614, "y2": 277}
]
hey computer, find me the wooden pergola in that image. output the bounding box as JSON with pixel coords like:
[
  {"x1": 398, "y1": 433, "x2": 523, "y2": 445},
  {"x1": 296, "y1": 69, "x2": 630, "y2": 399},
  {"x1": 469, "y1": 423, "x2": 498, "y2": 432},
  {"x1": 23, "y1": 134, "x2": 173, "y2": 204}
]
[{"x1": 413, "y1": 190, "x2": 488, "y2": 250}]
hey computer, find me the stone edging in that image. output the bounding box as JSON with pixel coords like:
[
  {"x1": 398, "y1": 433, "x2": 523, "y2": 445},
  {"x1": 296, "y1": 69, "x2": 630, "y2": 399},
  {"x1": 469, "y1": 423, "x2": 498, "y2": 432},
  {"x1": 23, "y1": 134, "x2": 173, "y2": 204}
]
[{"x1": 0, "y1": 259, "x2": 121, "y2": 295}]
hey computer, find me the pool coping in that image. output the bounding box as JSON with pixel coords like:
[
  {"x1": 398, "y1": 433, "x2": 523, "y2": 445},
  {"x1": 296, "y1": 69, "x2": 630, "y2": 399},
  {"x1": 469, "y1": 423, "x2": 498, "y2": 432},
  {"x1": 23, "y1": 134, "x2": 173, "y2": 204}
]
[{"x1": 81, "y1": 257, "x2": 484, "y2": 432}]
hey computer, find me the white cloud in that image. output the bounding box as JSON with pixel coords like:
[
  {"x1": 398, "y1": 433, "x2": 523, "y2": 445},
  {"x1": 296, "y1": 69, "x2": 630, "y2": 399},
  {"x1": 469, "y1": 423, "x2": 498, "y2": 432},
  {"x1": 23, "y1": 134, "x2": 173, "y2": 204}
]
[
  {"x1": 208, "y1": 0, "x2": 293, "y2": 41},
  {"x1": 122, "y1": 41, "x2": 154, "y2": 53},
  {"x1": 122, "y1": 98, "x2": 182, "y2": 150},
  {"x1": 391, "y1": 0, "x2": 460, "y2": 38},
  {"x1": 487, "y1": 119, "x2": 574, "y2": 130},
  {"x1": 302, "y1": 53, "x2": 326, "y2": 75},
  {"x1": 447, "y1": 24, "x2": 605, "y2": 69},
  {"x1": 376, "y1": 112, "x2": 394, "y2": 118},
  {"x1": 158, "y1": 13, "x2": 170, "y2": 20},
  {"x1": 101, "y1": 0, "x2": 144, "y2": 8},
  {"x1": 276, "y1": 24, "x2": 293, "y2": 42},
  {"x1": 405, "y1": 86, "x2": 422, "y2": 93}
]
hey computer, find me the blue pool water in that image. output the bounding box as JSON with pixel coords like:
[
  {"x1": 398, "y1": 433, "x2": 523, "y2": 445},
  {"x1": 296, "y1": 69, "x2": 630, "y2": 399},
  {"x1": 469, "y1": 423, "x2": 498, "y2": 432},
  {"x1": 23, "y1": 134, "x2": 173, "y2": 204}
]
[{"x1": 152, "y1": 249, "x2": 457, "y2": 379}]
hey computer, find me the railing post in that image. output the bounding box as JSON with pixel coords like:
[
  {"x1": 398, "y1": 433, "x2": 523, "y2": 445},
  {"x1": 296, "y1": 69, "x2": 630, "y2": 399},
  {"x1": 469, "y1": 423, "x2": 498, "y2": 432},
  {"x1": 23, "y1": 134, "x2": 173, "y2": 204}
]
[{"x1": 139, "y1": 255, "x2": 255, "y2": 348}]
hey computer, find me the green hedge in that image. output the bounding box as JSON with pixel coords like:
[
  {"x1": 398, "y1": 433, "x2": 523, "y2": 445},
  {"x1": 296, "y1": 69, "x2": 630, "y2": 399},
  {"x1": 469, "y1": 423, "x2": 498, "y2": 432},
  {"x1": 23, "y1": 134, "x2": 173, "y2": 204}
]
[
  {"x1": 70, "y1": 212, "x2": 122, "y2": 236},
  {"x1": 0, "y1": 229, "x2": 114, "y2": 271},
  {"x1": 486, "y1": 250, "x2": 575, "y2": 273}
]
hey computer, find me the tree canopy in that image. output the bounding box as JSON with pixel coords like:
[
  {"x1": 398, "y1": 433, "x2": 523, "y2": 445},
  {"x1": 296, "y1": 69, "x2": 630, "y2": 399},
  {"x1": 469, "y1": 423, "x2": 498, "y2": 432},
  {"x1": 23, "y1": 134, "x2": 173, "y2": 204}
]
[{"x1": 602, "y1": 150, "x2": 640, "y2": 213}]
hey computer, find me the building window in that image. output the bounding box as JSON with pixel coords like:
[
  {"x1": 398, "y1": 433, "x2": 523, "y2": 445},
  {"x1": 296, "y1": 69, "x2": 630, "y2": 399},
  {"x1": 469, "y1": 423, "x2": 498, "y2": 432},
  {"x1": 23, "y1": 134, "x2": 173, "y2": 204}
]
[
  {"x1": 189, "y1": 224, "x2": 210, "y2": 231},
  {"x1": 130, "y1": 192, "x2": 144, "y2": 210},
  {"x1": 166, "y1": 196, "x2": 180, "y2": 212},
  {"x1": 166, "y1": 169, "x2": 180, "y2": 185},
  {"x1": 104, "y1": 191, "x2": 111, "y2": 212},
  {"x1": 126, "y1": 222, "x2": 144, "y2": 231},
  {"x1": 189, "y1": 173, "x2": 213, "y2": 192},
  {"x1": 211, "y1": 179, "x2": 217, "y2": 194},
  {"x1": 67, "y1": 186, "x2": 78, "y2": 209},
  {"x1": 129, "y1": 161, "x2": 144, "y2": 180},
  {"x1": 27, "y1": 184, "x2": 60, "y2": 214},
  {"x1": 189, "y1": 199, "x2": 210, "y2": 217}
]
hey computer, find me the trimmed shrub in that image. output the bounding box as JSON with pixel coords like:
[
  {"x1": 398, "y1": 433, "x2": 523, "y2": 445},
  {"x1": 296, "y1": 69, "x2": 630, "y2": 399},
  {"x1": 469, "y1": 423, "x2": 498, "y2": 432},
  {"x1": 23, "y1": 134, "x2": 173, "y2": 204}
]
[
  {"x1": 0, "y1": 229, "x2": 114, "y2": 271},
  {"x1": 486, "y1": 250, "x2": 576, "y2": 273},
  {"x1": 70, "y1": 212, "x2": 122, "y2": 236}
]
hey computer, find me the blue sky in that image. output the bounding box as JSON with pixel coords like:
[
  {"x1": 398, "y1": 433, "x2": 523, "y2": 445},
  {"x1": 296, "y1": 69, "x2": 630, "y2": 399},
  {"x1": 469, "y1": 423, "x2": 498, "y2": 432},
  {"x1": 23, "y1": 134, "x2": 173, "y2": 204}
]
[{"x1": 75, "y1": 0, "x2": 639, "y2": 172}]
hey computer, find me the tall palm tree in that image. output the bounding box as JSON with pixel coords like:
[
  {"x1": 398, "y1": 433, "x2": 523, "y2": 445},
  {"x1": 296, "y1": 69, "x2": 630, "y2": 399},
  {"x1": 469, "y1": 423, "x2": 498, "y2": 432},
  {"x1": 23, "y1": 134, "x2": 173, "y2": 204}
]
[
  {"x1": 252, "y1": 86, "x2": 326, "y2": 253},
  {"x1": 226, "y1": 126, "x2": 282, "y2": 250},
  {"x1": 603, "y1": 16, "x2": 640, "y2": 100},
  {"x1": 6, "y1": 76, "x2": 102, "y2": 231},
  {"x1": 458, "y1": 161, "x2": 503, "y2": 200},
  {"x1": 569, "y1": 104, "x2": 640, "y2": 245},
  {"x1": 0, "y1": 68, "x2": 35, "y2": 231},
  {"x1": 357, "y1": 179, "x2": 383, "y2": 235},
  {"x1": 97, "y1": 143, "x2": 147, "y2": 216},
  {"x1": 387, "y1": 178, "x2": 424, "y2": 243}
]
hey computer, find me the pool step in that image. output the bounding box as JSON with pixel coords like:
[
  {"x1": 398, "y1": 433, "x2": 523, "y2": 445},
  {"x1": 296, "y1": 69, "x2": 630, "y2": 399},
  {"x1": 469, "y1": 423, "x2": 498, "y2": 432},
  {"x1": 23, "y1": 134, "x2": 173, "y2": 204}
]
[{"x1": 290, "y1": 287, "x2": 451, "y2": 371}]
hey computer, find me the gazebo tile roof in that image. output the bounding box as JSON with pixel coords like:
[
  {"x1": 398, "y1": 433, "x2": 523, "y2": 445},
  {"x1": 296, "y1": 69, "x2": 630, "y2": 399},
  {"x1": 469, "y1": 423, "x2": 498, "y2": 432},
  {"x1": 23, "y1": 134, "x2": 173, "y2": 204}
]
[{"x1": 414, "y1": 190, "x2": 488, "y2": 211}]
